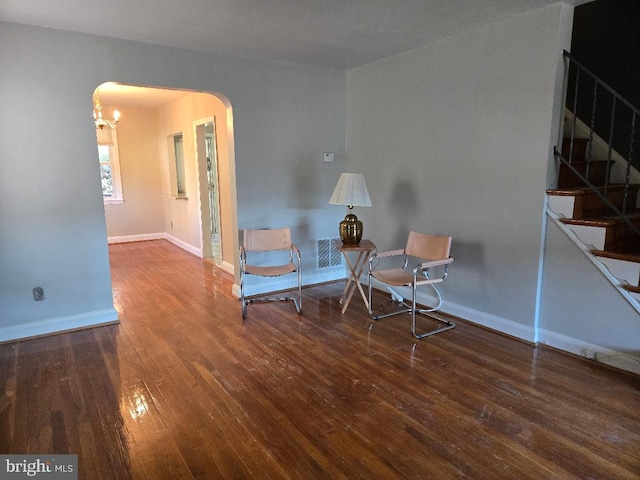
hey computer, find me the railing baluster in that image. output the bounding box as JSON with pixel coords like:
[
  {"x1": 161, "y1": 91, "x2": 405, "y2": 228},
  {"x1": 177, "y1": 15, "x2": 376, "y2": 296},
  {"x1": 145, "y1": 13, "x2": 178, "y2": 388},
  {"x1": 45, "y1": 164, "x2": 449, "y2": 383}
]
[
  {"x1": 559, "y1": 50, "x2": 640, "y2": 240},
  {"x1": 604, "y1": 97, "x2": 616, "y2": 198},
  {"x1": 623, "y1": 112, "x2": 636, "y2": 215},
  {"x1": 569, "y1": 66, "x2": 580, "y2": 165},
  {"x1": 586, "y1": 79, "x2": 598, "y2": 180}
]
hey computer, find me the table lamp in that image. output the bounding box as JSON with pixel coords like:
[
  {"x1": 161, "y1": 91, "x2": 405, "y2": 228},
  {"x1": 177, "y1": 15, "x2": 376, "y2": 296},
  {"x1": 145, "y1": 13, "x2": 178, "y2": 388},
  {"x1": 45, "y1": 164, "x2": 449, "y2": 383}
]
[{"x1": 329, "y1": 173, "x2": 371, "y2": 245}]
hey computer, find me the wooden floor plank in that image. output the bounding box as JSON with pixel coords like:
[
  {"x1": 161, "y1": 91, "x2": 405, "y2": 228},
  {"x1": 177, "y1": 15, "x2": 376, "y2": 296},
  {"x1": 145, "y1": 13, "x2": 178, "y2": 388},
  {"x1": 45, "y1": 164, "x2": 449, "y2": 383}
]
[{"x1": 1, "y1": 239, "x2": 639, "y2": 479}]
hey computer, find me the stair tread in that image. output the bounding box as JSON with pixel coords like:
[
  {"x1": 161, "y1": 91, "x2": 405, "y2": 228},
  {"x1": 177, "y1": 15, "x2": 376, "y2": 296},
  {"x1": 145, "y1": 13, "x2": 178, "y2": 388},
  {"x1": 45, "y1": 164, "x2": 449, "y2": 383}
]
[
  {"x1": 560, "y1": 210, "x2": 640, "y2": 227},
  {"x1": 623, "y1": 284, "x2": 640, "y2": 294},
  {"x1": 561, "y1": 159, "x2": 612, "y2": 164},
  {"x1": 547, "y1": 184, "x2": 640, "y2": 196},
  {"x1": 593, "y1": 248, "x2": 640, "y2": 263}
]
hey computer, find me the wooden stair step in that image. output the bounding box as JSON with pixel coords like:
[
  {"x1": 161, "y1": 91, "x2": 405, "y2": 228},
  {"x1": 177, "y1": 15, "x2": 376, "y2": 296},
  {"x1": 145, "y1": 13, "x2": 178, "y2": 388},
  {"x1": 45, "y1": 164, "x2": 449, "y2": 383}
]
[
  {"x1": 592, "y1": 248, "x2": 640, "y2": 263},
  {"x1": 560, "y1": 210, "x2": 640, "y2": 251},
  {"x1": 559, "y1": 210, "x2": 640, "y2": 227},
  {"x1": 623, "y1": 284, "x2": 640, "y2": 294},
  {"x1": 592, "y1": 248, "x2": 640, "y2": 287},
  {"x1": 546, "y1": 184, "x2": 639, "y2": 196},
  {"x1": 547, "y1": 184, "x2": 640, "y2": 219}
]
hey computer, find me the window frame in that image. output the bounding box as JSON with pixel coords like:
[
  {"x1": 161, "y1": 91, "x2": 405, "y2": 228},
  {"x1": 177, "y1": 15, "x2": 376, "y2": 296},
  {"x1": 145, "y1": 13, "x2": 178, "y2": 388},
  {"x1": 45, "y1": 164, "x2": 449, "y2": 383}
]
[{"x1": 96, "y1": 127, "x2": 124, "y2": 205}]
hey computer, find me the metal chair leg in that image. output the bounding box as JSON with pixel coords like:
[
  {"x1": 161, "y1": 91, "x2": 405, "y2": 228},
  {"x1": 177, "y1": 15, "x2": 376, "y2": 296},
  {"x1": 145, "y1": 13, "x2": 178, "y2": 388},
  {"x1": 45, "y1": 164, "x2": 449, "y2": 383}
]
[
  {"x1": 410, "y1": 283, "x2": 455, "y2": 338},
  {"x1": 369, "y1": 282, "x2": 455, "y2": 338}
]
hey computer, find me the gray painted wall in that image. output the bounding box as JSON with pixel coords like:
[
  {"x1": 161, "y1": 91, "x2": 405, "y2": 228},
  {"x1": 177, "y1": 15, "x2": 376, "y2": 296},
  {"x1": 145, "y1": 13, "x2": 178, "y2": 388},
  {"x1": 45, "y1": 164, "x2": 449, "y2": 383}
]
[
  {"x1": 345, "y1": 3, "x2": 639, "y2": 372},
  {"x1": 539, "y1": 220, "x2": 640, "y2": 366},
  {"x1": 0, "y1": 22, "x2": 346, "y2": 340},
  {"x1": 346, "y1": 5, "x2": 571, "y2": 338}
]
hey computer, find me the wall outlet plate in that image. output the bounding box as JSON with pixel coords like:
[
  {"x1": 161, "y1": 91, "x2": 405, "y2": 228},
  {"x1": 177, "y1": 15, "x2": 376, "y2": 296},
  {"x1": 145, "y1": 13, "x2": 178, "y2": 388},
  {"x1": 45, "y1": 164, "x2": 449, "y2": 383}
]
[{"x1": 33, "y1": 286, "x2": 44, "y2": 301}]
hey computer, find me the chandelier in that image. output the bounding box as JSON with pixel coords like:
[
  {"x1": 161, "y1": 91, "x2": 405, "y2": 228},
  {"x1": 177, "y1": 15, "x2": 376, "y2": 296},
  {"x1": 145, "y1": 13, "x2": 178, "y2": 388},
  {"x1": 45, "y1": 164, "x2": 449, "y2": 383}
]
[{"x1": 93, "y1": 88, "x2": 120, "y2": 130}]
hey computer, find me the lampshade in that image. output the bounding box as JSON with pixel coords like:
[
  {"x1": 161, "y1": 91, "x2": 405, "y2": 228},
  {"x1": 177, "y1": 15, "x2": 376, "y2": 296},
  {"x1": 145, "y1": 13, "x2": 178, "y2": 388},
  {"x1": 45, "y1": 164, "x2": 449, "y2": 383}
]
[
  {"x1": 329, "y1": 173, "x2": 371, "y2": 207},
  {"x1": 329, "y1": 173, "x2": 371, "y2": 245}
]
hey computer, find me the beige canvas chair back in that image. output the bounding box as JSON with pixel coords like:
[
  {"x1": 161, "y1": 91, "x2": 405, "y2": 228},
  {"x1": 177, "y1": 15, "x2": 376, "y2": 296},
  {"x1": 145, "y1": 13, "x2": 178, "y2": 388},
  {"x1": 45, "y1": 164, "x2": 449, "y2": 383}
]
[
  {"x1": 243, "y1": 228, "x2": 292, "y2": 252},
  {"x1": 405, "y1": 231, "x2": 452, "y2": 260}
]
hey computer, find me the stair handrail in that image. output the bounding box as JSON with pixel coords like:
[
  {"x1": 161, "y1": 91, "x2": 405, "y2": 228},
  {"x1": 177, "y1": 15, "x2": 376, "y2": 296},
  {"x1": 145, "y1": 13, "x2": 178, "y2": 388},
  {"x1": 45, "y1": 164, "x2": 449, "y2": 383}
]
[{"x1": 556, "y1": 50, "x2": 640, "y2": 241}]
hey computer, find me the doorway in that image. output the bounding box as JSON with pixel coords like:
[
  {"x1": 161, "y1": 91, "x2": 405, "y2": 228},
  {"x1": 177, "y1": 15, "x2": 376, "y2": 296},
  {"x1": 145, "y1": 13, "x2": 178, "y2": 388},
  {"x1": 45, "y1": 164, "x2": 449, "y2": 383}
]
[
  {"x1": 203, "y1": 120, "x2": 222, "y2": 262},
  {"x1": 97, "y1": 83, "x2": 236, "y2": 272}
]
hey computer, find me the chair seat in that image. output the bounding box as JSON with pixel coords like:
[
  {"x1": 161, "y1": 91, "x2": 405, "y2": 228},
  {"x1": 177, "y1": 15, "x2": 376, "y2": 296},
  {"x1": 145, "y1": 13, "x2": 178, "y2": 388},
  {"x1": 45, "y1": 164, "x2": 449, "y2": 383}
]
[
  {"x1": 371, "y1": 268, "x2": 413, "y2": 286},
  {"x1": 244, "y1": 262, "x2": 297, "y2": 277}
]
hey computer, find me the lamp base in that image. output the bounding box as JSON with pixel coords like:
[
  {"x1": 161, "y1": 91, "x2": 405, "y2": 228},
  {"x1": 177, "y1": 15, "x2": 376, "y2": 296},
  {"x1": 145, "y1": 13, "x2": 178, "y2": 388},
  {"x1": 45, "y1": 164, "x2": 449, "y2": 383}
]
[{"x1": 339, "y1": 213, "x2": 363, "y2": 245}]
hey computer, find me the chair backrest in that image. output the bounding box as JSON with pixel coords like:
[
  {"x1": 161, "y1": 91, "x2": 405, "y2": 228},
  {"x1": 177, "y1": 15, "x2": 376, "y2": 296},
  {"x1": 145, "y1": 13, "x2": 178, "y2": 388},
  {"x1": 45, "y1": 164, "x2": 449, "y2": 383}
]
[
  {"x1": 243, "y1": 228, "x2": 292, "y2": 252},
  {"x1": 405, "y1": 231, "x2": 452, "y2": 260}
]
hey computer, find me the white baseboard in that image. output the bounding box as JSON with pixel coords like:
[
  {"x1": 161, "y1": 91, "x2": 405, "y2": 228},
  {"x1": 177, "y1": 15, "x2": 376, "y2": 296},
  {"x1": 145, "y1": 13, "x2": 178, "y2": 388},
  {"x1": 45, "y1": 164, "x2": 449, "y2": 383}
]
[
  {"x1": 0, "y1": 308, "x2": 119, "y2": 343},
  {"x1": 372, "y1": 280, "x2": 639, "y2": 375},
  {"x1": 108, "y1": 232, "x2": 211, "y2": 262},
  {"x1": 218, "y1": 260, "x2": 234, "y2": 276},
  {"x1": 538, "y1": 329, "x2": 640, "y2": 375},
  {"x1": 107, "y1": 233, "x2": 165, "y2": 244},
  {"x1": 440, "y1": 299, "x2": 536, "y2": 343},
  {"x1": 369, "y1": 280, "x2": 536, "y2": 343},
  {"x1": 164, "y1": 233, "x2": 203, "y2": 258}
]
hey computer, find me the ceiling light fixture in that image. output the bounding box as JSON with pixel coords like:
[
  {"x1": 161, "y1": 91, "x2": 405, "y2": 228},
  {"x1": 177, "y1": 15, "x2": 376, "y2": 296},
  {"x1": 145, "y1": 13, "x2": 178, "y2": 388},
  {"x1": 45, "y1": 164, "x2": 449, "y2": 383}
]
[{"x1": 93, "y1": 88, "x2": 120, "y2": 130}]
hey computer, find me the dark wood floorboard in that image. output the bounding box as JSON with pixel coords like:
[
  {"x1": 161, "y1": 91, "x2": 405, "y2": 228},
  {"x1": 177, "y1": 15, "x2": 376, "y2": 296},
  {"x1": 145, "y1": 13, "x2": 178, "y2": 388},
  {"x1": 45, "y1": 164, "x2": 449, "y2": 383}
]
[{"x1": 1, "y1": 239, "x2": 639, "y2": 479}]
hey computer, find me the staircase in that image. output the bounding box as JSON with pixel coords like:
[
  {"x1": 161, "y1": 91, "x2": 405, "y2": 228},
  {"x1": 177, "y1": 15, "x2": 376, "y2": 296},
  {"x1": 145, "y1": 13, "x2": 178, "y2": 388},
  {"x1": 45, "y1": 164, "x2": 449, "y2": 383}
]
[{"x1": 547, "y1": 137, "x2": 640, "y2": 307}]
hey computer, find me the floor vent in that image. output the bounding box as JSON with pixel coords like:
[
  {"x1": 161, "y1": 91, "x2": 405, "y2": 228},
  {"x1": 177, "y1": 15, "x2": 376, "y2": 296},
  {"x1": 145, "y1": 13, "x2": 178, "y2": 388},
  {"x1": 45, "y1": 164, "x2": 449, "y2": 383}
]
[{"x1": 317, "y1": 237, "x2": 343, "y2": 269}]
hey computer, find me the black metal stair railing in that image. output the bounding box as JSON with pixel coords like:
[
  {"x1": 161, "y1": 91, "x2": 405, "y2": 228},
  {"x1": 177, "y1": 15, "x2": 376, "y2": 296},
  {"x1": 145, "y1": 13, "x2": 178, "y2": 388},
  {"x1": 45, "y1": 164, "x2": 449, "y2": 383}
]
[{"x1": 556, "y1": 50, "x2": 640, "y2": 240}]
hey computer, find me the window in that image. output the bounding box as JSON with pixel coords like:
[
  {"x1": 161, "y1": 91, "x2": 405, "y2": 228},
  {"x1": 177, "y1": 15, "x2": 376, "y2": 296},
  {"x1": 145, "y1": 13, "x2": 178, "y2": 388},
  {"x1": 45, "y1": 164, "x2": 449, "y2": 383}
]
[
  {"x1": 96, "y1": 127, "x2": 123, "y2": 204},
  {"x1": 174, "y1": 134, "x2": 186, "y2": 195},
  {"x1": 167, "y1": 132, "x2": 187, "y2": 198}
]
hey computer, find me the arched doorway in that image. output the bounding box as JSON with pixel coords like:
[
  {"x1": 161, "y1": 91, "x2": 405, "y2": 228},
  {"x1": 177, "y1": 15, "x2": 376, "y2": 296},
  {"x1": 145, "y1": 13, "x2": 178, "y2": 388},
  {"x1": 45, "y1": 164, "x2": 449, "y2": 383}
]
[{"x1": 94, "y1": 82, "x2": 237, "y2": 274}]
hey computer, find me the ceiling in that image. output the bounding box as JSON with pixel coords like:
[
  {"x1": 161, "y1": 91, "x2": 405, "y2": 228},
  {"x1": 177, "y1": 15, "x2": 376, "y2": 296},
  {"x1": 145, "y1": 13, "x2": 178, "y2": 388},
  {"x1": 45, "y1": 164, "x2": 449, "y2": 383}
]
[
  {"x1": 95, "y1": 83, "x2": 191, "y2": 107},
  {"x1": 3, "y1": 0, "x2": 591, "y2": 107},
  {"x1": 2, "y1": 0, "x2": 591, "y2": 71}
]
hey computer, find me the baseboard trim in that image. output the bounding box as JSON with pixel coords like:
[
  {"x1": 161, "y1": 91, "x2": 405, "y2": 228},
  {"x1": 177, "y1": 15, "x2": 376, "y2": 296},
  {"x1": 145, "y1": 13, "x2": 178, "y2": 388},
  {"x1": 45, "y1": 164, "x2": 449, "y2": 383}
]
[
  {"x1": 108, "y1": 233, "x2": 204, "y2": 258},
  {"x1": 219, "y1": 261, "x2": 234, "y2": 276},
  {"x1": 107, "y1": 233, "x2": 165, "y2": 244},
  {"x1": 372, "y1": 281, "x2": 640, "y2": 375},
  {"x1": 0, "y1": 308, "x2": 119, "y2": 343},
  {"x1": 538, "y1": 328, "x2": 640, "y2": 375},
  {"x1": 164, "y1": 234, "x2": 203, "y2": 258},
  {"x1": 440, "y1": 299, "x2": 536, "y2": 343},
  {"x1": 368, "y1": 279, "x2": 536, "y2": 343}
]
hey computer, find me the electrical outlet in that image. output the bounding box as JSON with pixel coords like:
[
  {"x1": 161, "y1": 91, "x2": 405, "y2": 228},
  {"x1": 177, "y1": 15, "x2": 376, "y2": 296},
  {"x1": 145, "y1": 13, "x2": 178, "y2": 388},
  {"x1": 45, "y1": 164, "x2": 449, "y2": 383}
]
[
  {"x1": 583, "y1": 349, "x2": 596, "y2": 359},
  {"x1": 32, "y1": 286, "x2": 44, "y2": 301}
]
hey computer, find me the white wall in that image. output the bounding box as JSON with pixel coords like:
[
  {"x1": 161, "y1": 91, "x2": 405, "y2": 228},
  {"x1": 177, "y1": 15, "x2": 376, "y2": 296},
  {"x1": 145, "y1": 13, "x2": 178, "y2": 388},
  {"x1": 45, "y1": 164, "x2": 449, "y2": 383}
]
[
  {"x1": 155, "y1": 93, "x2": 218, "y2": 257},
  {"x1": 104, "y1": 105, "x2": 165, "y2": 239},
  {"x1": 346, "y1": 5, "x2": 573, "y2": 340},
  {"x1": 0, "y1": 22, "x2": 346, "y2": 341}
]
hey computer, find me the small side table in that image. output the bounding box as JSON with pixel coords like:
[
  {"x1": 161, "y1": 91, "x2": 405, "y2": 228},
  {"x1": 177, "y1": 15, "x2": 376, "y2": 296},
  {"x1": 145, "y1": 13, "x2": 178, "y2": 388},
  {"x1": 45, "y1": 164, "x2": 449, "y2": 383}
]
[{"x1": 335, "y1": 239, "x2": 377, "y2": 314}]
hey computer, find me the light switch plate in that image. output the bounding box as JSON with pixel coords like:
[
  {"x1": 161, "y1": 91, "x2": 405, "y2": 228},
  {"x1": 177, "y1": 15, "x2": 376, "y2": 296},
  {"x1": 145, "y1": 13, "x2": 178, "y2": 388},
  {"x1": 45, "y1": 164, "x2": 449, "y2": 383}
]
[{"x1": 323, "y1": 152, "x2": 334, "y2": 163}]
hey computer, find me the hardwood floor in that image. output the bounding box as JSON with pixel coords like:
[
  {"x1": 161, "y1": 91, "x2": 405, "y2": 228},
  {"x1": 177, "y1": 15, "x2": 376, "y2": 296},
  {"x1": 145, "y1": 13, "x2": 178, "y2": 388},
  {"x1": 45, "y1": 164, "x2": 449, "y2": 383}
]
[{"x1": 1, "y1": 239, "x2": 639, "y2": 479}]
